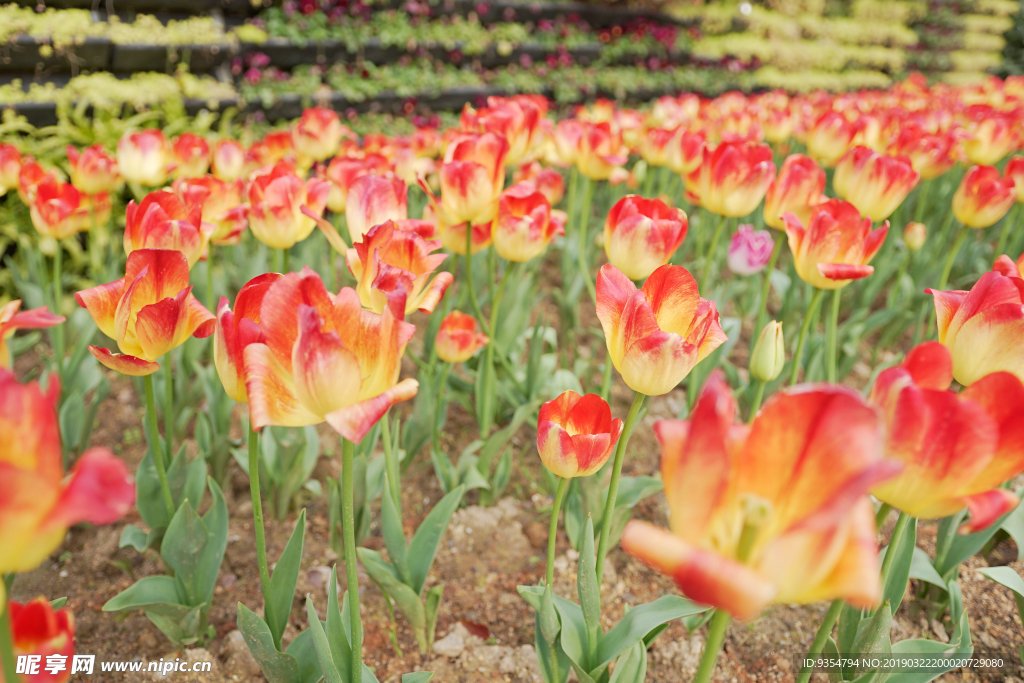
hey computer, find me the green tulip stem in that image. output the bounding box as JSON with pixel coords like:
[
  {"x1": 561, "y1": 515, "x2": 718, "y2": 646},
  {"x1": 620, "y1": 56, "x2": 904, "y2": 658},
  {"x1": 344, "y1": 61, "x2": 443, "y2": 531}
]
[
  {"x1": 51, "y1": 239, "x2": 65, "y2": 375},
  {"x1": 0, "y1": 587, "x2": 19, "y2": 683},
  {"x1": 938, "y1": 222, "x2": 969, "y2": 291},
  {"x1": 247, "y1": 426, "x2": 276, "y2": 648},
  {"x1": 693, "y1": 608, "x2": 731, "y2": 683},
  {"x1": 995, "y1": 203, "x2": 1019, "y2": 258},
  {"x1": 827, "y1": 288, "x2": 842, "y2": 383},
  {"x1": 341, "y1": 437, "x2": 363, "y2": 683},
  {"x1": 143, "y1": 374, "x2": 175, "y2": 518},
  {"x1": 789, "y1": 287, "x2": 825, "y2": 385},
  {"x1": 595, "y1": 390, "x2": 646, "y2": 586},
  {"x1": 754, "y1": 236, "x2": 785, "y2": 344},
  {"x1": 545, "y1": 477, "x2": 570, "y2": 589},
  {"x1": 748, "y1": 380, "x2": 766, "y2": 424},
  {"x1": 702, "y1": 214, "x2": 729, "y2": 290},
  {"x1": 795, "y1": 599, "x2": 844, "y2": 683},
  {"x1": 577, "y1": 176, "x2": 597, "y2": 303},
  {"x1": 164, "y1": 356, "x2": 174, "y2": 468},
  {"x1": 382, "y1": 410, "x2": 401, "y2": 521}
]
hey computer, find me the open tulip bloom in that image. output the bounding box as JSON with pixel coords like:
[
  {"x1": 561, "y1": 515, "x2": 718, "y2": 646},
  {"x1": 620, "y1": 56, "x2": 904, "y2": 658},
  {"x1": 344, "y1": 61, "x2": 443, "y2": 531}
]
[{"x1": 621, "y1": 372, "x2": 897, "y2": 622}]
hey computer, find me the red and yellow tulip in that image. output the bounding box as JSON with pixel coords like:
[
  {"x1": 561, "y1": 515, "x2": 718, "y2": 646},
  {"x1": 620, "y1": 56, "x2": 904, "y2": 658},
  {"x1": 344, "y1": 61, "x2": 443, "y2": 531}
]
[
  {"x1": 66, "y1": 144, "x2": 121, "y2": 195},
  {"x1": 124, "y1": 189, "x2": 212, "y2": 268},
  {"x1": 242, "y1": 268, "x2": 418, "y2": 441},
  {"x1": 0, "y1": 370, "x2": 134, "y2": 603},
  {"x1": 345, "y1": 174, "x2": 408, "y2": 244},
  {"x1": 248, "y1": 162, "x2": 331, "y2": 250},
  {"x1": 603, "y1": 195, "x2": 688, "y2": 281},
  {"x1": 596, "y1": 264, "x2": 726, "y2": 396},
  {"x1": 0, "y1": 143, "x2": 22, "y2": 196},
  {"x1": 537, "y1": 391, "x2": 624, "y2": 478},
  {"x1": 6, "y1": 598, "x2": 76, "y2": 683},
  {"x1": 76, "y1": 249, "x2": 215, "y2": 375},
  {"x1": 118, "y1": 129, "x2": 170, "y2": 187},
  {"x1": 172, "y1": 175, "x2": 249, "y2": 246},
  {"x1": 951, "y1": 165, "x2": 1016, "y2": 229},
  {"x1": 211, "y1": 139, "x2": 246, "y2": 182},
  {"x1": 685, "y1": 141, "x2": 776, "y2": 218},
  {"x1": 421, "y1": 132, "x2": 509, "y2": 227},
  {"x1": 783, "y1": 199, "x2": 888, "y2": 290},
  {"x1": 29, "y1": 179, "x2": 110, "y2": 241},
  {"x1": 170, "y1": 133, "x2": 211, "y2": 179},
  {"x1": 762, "y1": 154, "x2": 826, "y2": 230},
  {"x1": 492, "y1": 182, "x2": 561, "y2": 263},
  {"x1": 292, "y1": 107, "x2": 351, "y2": 162},
  {"x1": 832, "y1": 146, "x2": 920, "y2": 222},
  {"x1": 435, "y1": 310, "x2": 489, "y2": 364},
  {"x1": 620, "y1": 372, "x2": 895, "y2": 621},
  {"x1": 214, "y1": 273, "x2": 281, "y2": 403}
]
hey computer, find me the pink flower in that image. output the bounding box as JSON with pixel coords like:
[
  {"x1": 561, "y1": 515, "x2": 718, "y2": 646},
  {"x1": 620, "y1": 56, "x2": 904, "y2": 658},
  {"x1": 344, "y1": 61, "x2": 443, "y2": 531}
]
[{"x1": 727, "y1": 224, "x2": 774, "y2": 275}]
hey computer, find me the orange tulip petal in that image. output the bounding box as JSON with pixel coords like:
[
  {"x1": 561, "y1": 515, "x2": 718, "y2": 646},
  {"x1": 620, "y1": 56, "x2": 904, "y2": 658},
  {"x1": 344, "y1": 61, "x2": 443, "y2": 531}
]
[
  {"x1": 958, "y1": 489, "x2": 1020, "y2": 534},
  {"x1": 325, "y1": 377, "x2": 419, "y2": 443},
  {"x1": 88, "y1": 346, "x2": 160, "y2": 376},
  {"x1": 75, "y1": 278, "x2": 125, "y2": 340},
  {"x1": 45, "y1": 447, "x2": 134, "y2": 530},
  {"x1": 818, "y1": 263, "x2": 874, "y2": 281},
  {"x1": 902, "y1": 341, "x2": 953, "y2": 390},
  {"x1": 959, "y1": 371, "x2": 1024, "y2": 488},
  {"x1": 417, "y1": 271, "x2": 454, "y2": 314},
  {"x1": 292, "y1": 305, "x2": 362, "y2": 418},
  {"x1": 243, "y1": 343, "x2": 321, "y2": 429},
  {"x1": 620, "y1": 520, "x2": 777, "y2": 621}
]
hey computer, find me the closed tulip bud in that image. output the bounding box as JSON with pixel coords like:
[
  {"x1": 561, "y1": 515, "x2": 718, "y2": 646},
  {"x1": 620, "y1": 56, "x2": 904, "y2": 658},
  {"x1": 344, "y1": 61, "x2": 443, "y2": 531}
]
[
  {"x1": 118, "y1": 129, "x2": 170, "y2": 186},
  {"x1": 952, "y1": 165, "x2": 1016, "y2": 229},
  {"x1": 762, "y1": 154, "x2": 825, "y2": 230},
  {"x1": 666, "y1": 129, "x2": 705, "y2": 176},
  {"x1": 575, "y1": 121, "x2": 628, "y2": 181},
  {"x1": 170, "y1": 133, "x2": 210, "y2": 179},
  {"x1": 536, "y1": 391, "x2": 624, "y2": 478},
  {"x1": 292, "y1": 107, "x2": 351, "y2": 161},
  {"x1": 493, "y1": 182, "x2": 561, "y2": 263},
  {"x1": 436, "y1": 311, "x2": 489, "y2": 364},
  {"x1": 888, "y1": 125, "x2": 955, "y2": 180},
  {"x1": 638, "y1": 126, "x2": 677, "y2": 168},
  {"x1": 0, "y1": 299, "x2": 64, "y2": 368},
  {"x1": 345, "y1": 174, "x2": 408, "y2": 244},
  {"x1": 172, "y1": 175, "x2": 249, "y2": 246},
  {"x1": 18, "y1": 159, "x2": 57, "y2": 205},
  {"x1": 603, "y1": 195, "x2": 688, "y2": 280},
  {"x1": 806, "y1": 111, "x2": 855, "y2": 167},
  {"x1": 597, "y1": 264, "x2": 726, "y2": 396},
  {"x1": 0, "y1": 143, "x2": 22, "y2": 196},
  {"x1": 620, "y1": 372, "x2": 894, "y2": 620},
  {"x1": 7, "y1": 598, "x2": 75, "y2": 681},
  {"x1": 904, "y1": 222, "x2": 926, "y2": 251},
  {"x1": 686, "y1": 142, "x2": 776, "y2": 218},
  {"x1": 727, "y1": 224, "x2": 774, "y2": 276},
  {"x1": 868, "y1": 342, "x2": 1024, "y2": 532},
  {"x1": 750, "y1": 321, "x2": 784, "y2": 382},
  {"x1": 124, "y1": 188, "x2": 212, "y2": 269},
  {"x1": 783, "y1": 199, "x2": 888, "y2": 290},
  {"x1": 67, "y1": 144, "x2": 121, "y2": 195},
  {"x1": 247, "y1": 130, "x2": 296, "y2": 170},
  {"x1": 76, "y1": 249, "x2": 215, "y2": 375},
  {"x1": 460, "y1": 96, "x2": 541, "y2": 167},
  {"x1": 212, "y1": 139, "x2": 246, "y2": 181},
  {"x1": 248, "y1": 162, "x2": 331, "y2": 250},
  {"x1": 0, "y1": 370, "x2": 134, "y2": 594},
  {"x1": 963, "y1": 111, "x2": 1018, "y2": 166}
]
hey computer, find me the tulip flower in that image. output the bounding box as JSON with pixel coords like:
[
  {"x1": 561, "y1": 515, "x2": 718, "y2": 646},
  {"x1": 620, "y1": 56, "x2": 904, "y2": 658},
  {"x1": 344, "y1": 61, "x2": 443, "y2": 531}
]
[
  {"x1": 727, "y1": 224, "x2": 774, "y2": 276},
  {"x1": 435, "y1": 310, "x2": 488, "y2": 364},
  {"x1": 806, "y1": 111, "x2": 855, "y2": 167},
  {"x1": 620, "y1": 371, "x2": 894, "y2": 621},
  {"x1": 214, "y1": 273, "x2": 281, "y2": 403},
  {"x1": 420, "y1": 132, "x2": 509, "y2": 227},
  {"x1": 868, "y1": 342, "x2": 1024, "y2": 533},
  {"x1": 66, "y1": 144, "x2": 121, "y2": 195},
  {"x1": 76, "y1": 249, "x2": 215, "y2": 375},
  {"x1": 0, "y1": 143, "x2": 22, "y2": 195},
  {"x1": 0, "y1": 300, "x2": 64, "y2": 368},
  {"x1": 927, "y1": 256, "x2": 1024, "y2": 386},
  {"x1": 172, "y1": 175, "x2": 249, "y2": 246},
  {"x1": 603, "y1": 195, "x2": 688, "y2": 280},
  {"x1": 638, "y1": 126, "x2": 677, "y2": 168},
  {"x1": 833, "y1": 147, "x2": 920, "y2": 222},
  {"x1": 345, "y1": 174, "x2": 408, "y2": 244},
  {"x1": 963, "y1": 111, "x2": 1018, "y2": 166},
  {"x1": 596, "y1": 264, "x2": 727, "y2": 396},
  {"x1": 118, "y1": 129, "x2": 170, "y2": 186},
  {"x1": 212, "y1": 139, "x2": 246, "y2": 181},
  {"x1": 248, "y1": 162, "x2": 331, "y2": 250},
  {"x1": 6, "y1": 598, "x2": 76, "y2": 683},
  {"x1": 292, "y1": 107, "x2": 351, "y2": 162},
  {"x1": 170, "y1": 132, "x2": 211, "y2": 179},
  {"x1": 0, "y1": 370, "x2": 134, "y2": 602},
  {"x1": 574, "y1": 121, "x2": 628, "y2": 181},
  {"x1": 123, "y1": 189, "x2": 213, "y2": 268},
  {"x1": 242, "y1": 268, "x2": 418, "y2": 441},
  {"x1": 685, "y1": 142, "x2": 776, "y2": 218},
  {"x1": 904, "y1": 222, "x2": 926, "y2": 251},
  {"x1": 1005, "y1": 156, "x2": 1024, "y2": 204},
  {"x1": 666, "y1": 129, "x2": 705, "y2": 176},
  {"x1": 952, "y1": 165, "x2": 1016, "y2": 229},
  {"x1": 29, "y1": 179, "x2": 110, "y2": 241},
  {"x1": 888, "y1": 125, "x2": 955, "y2": 180},
  {"x1": 308, "y1": 218, "x2": 453, "y2": 315},
  {"x1": 492, "y1": 182, "x2": 561, "y2": 263},
  {"x1": 247, "y1": 130, "x2": 296, "y2": 170},
  {"x1": 783, "y1": 199, "x2": 888, "y2": 290},
  {"x1": 512, "y1": 161, "x2": 565, "y2": 206},
  {"x1": 762, "y1": 154, "x2": 826, "y2": 230},
  {"x1": 537, "y1": 391, "x2": 624, "y2": 478},
  {"x1": 461, "y1": 96, "x2": 541, "y2": 167},
  {"x1": 18, "y1": 159, "x2": 56, "y2": 205},
  {"x1": 323, "y1": 153, "x2": 390, "y2": 213},
  {"x1": 411, "y1": 126, "x2": 442, "y2": 158}
]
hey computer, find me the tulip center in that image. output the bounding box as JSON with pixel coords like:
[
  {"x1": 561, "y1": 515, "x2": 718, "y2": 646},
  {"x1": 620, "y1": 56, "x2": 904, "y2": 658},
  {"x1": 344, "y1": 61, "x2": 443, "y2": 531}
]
[{"x1": 736, "y1": 494, "x2": 772, "y2": 563}]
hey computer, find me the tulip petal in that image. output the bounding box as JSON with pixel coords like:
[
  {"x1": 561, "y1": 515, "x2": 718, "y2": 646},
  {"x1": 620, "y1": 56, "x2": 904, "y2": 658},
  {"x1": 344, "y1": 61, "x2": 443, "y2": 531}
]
[
  {"x1": 244, "y1": 342, "x2": 322, "y2": 429},
  {"x1": 417, "y1": 271, "x2": 454, "y2": 314},
  {"x1": 959, "y1": 371, "x2": 1024, "y2": 488},
  {"x1": 958, "y1": 489, "x2": 1020, "y2": 534},
  {"x1": 642, "y1": 265, "x2": 698, "y2": 337},
  {"x1": 620, "y1": 520, "x2": 777, "y2": 621},
  {"x1": 292, "y1": 305, "x2": 362, "y2": 418},
  {"x1": 45, "y1": 447, "x2": 134, "y2": 529},
  {"x1": 325, "y1": 377, "x2": 419, "y2": 443},
  {"x1": 818, "y1": 263, "x2": 874, "y2": 281},
  {"x1": 88, "y1": 346, "x2": 160, "y2": 376},
  {"x1": 926, "y1": 288, "x2": 967, "y2": 343},
  {"x1": 902, "y1": 341, "x2": 953, "y2": 390},
  {"x1": 75, "y1": 278, "x2": 125, "y2": 340}
]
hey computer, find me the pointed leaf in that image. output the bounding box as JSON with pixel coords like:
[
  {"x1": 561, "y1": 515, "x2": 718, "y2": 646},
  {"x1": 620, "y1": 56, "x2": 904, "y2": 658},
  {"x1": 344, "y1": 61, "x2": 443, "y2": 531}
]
[
  {"x1": 160, "y1": 497, "x2": 208, "y2": 607},
  {"x1": 596, "y1": 596, "x2": 706, "y2": 667},
  {"x1": 119, "y1": 524, "x2": 151, "y2": 553},
  {"x1": 408, "y1": 485, "x2": 465, "y2": 595},
  {"x1": 358, "y1": 548, "x2": 426, "y2": 633},
  {"x1": 425, "y1": 585, "x2": 444, "y2": 650},
  {"x1": 268, "y1": 509, "x2": 307, "y2": 649},
  {"x1": 236, "y1": 603, "x2": 301, "y2": 683},
  {"x1": 196, "y1": 477, "x2": 229, "y2": 608},
  {"x1": 977, "y1": 566, "x2": 1024, "y2": 618},
  {"x1": 103, "y1": 575, "x2": 184, "y2": 612},
  {"x1": 577, "y1": 517, "x2": 600, "y2": 650},
  {"x1": 284, "y1": 628, "x2": 326, "y2": 683},
  {"x1": 402, "y1": 673, "x2": 434, "y2": 683},
  {"x1": 881, "y1": 517, "x2": 916, "y2": 615},
  {"x1": 852, "y1": 600, "x2": 892, "y2": 656},
  {"x1": 909, "y1": 547, "x2": 945, "y2": 588},
  {"x1": 304, "y1": 597, "x2": 343, "y2": 683},
  {"x1": 999, "y1": 499, "x2": 1024, "y2": 562},
  {"x1": 539, "y1": 585, "x2": 560, "y2": 646},
  {"x1": 607, "y1": 640, "x2": 646, "y2": 683},
  {"x1": 326, "y1": 567, "x2": 352, "y2": 682},
  {"x1": 381, "y1": 477, "x2": 411, "y2": 585}
]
